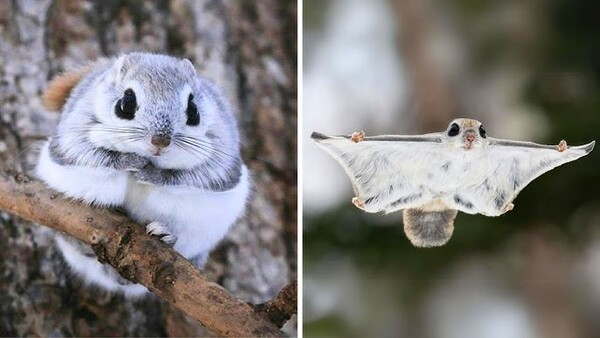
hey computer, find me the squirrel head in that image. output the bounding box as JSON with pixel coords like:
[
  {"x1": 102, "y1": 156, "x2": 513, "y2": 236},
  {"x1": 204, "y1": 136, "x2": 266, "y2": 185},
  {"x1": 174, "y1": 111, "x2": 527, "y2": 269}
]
[
  {"x1": 49, "y1": 53, "x2": 241, "y2": 171},
  {"x1": 444, "y1": 118, "x2": 488, "y2": 151}
]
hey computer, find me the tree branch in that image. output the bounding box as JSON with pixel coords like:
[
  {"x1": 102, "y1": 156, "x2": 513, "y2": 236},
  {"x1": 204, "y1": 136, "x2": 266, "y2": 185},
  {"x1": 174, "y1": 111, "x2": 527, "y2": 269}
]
[
  {"x1": 0, "y1": 170, "x2": 290, "y2": 337},
  {"x1": 254, "y1": 280, "x2": 298, "y2": 328}
]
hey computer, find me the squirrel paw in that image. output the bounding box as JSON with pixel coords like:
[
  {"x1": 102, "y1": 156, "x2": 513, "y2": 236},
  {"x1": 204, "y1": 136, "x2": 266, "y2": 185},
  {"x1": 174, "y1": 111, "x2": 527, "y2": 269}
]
[
  {"x1": 352, "y1": 197, "x2": 365, "y2": 210},
  {"x1": 118, "y1": 153, "x2": 149, "y2": 171},
  {"x1": 502, "y1": 203, "x2": 514, "y2": 213},
  {"x1": 557, "y1": 140, "x2": 567, "y2": 152},
  {"x1": 134, "y1": 165, "x2": 161, "y2": 185},
  {"x1": 146, "y1": 221, "x2": 177, "y2": 246},
  {"x1": 351, "y1": 131, "x2": 365, "y2": 143}
]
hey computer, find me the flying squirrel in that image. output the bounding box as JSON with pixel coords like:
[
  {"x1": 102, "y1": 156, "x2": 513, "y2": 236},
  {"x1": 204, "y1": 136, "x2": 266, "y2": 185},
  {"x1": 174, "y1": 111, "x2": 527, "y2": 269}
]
[
  {"x1": 37, "y1": 53, "x2": 250, "y2": 297},
  {"x1": 312, "y1": 119, "x2": 594, "y2": 247}
]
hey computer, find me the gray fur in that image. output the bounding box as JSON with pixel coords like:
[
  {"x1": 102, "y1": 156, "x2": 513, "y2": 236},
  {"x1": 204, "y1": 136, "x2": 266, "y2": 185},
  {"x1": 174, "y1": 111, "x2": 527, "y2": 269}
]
[
  {"x1": 134, "y1": 157, "x2": 242, "y2": 191},
  {"x1": 403, "y1": 208, "x2": 458, "y2": 247},
  {"x1": 389, "y1": 193, "x2": 424, "y2": 208},
  {"x1": 48, "y1": 137, "x2": 75, "y2": 166},
  {"x1": 494, "y1": 192, "x2": 506, "y2": 209},
  {"x1": 363, "y1": 196, "x2": 377, "y2": 205},
  {"x1": 49, "y1": 137, "x2": 148, "y2": 170},
  {"x1": 453, "y1": 195, "x2": 473, "y2": 209}
]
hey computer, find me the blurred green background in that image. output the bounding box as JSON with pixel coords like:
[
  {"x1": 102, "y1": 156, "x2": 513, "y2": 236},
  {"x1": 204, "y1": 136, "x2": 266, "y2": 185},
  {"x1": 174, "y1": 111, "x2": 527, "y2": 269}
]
[{"x1": 303, "y1": 0, "x2": 600, "y2": 337}]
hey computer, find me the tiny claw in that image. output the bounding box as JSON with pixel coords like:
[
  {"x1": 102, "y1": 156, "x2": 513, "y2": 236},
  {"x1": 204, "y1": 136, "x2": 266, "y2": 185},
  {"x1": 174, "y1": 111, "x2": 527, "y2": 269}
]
[
  {"x1": 159, "y1": 235, "x2": 177, "y2": 246},
  {"x1": 351, "y1": 131, "x2": 365, "y2": 143},
  {"x1": 502, "y1": 203, "x2": 514, "y2": 213},
  {"x1": 146, "y1": 221, "x2": 177, "y2": 247},
  {"x1": 558, "y1": 140, "x2": 567, "y2": 152},
  {"x1": 352, "y1": 197, "x2": 365, "y2": 210}
]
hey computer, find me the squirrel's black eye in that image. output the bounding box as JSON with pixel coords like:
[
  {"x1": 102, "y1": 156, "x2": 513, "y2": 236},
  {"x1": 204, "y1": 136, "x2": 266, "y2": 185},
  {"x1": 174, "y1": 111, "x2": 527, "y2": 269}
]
[
  {"x1": 479, "y1": 125, "x2": 487, "y2": 138},
  {"x1": 186, "y1": 94, "x2": 199, "y2": 126},
  {"x1": 115, "y1": 88, "x2": 136, "y2": 120},
  {"x1": 448, "y1": 123, "x2": 460, "y2": 137}
]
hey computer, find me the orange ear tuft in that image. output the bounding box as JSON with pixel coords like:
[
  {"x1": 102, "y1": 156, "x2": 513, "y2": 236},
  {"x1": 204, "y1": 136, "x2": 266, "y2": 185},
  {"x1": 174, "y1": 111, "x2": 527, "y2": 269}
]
[{"x1": 42, "y1": 65, "x2": 93, "y2": 112}]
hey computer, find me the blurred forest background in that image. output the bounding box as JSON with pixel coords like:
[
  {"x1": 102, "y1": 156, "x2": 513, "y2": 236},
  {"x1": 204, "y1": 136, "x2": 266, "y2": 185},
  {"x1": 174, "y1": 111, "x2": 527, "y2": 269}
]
[
  {"x1": 0, "y1": 0, "x2": 296, "y2": 336},
  {"x1": 304, "y1": 0, "x2": 599, "y2": 337}
]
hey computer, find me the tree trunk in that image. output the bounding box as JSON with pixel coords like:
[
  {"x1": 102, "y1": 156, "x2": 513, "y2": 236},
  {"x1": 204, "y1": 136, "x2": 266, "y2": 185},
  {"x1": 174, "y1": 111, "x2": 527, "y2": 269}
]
[{"x1": 0, "y1": 0, "x2": 297, "y2": 336}]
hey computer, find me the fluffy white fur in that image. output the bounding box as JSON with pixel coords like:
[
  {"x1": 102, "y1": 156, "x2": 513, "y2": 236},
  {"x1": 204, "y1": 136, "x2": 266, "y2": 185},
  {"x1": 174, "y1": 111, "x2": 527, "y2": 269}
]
[
  {"x1": 125, "y1": 165, "x2": 250, "y2": 259},
  {"x1": 36, "y1": 141, "x2": 129, "y2": 206}
]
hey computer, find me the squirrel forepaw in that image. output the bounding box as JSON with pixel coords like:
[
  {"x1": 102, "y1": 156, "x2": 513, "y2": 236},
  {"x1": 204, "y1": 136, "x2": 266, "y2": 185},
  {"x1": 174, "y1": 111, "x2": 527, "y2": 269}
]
[
  {"x1": 558, "y1": 140, "x2": 567, "y2": 152},
  {"x1": 146, "y1": 221, "x2": 177, "y2": 246},
  {"x1": 134, "y1": 164, "x2": 162, "y2": 185},
  {"x1": 351, "y1": 131, "x2": 365, "y2": 143},
  {"x1": 352, "y1": 197, "x2": 365, "y2": 210},
  {"x1": 502, "y1": 203, "x2": 514, "y2": 213},
  {"x1": 118, "y1": 153, "x2": 149, "y2": 171}
]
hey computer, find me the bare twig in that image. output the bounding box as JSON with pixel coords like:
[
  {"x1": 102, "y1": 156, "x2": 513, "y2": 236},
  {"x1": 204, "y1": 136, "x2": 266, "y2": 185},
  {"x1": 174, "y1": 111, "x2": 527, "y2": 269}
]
[{"x1": 0, "y1": 171, "x2": 289, "y2": 337}]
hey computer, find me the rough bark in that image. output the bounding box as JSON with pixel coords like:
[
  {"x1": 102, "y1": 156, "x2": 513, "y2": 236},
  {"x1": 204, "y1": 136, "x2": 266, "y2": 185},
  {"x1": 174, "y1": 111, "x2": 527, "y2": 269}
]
[
  {"x1": 254, "y1": 280, "x2": 298, "y2": 328},
  {"x1": 0, "y1": 0, "x2": 296, "y2": 336}
]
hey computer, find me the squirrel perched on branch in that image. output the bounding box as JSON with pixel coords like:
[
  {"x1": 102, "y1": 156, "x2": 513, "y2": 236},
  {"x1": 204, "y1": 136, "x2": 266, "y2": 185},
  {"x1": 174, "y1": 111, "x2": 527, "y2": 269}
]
[{"x1": 37, "y1": 52, "x2": 250, "y2": 296}]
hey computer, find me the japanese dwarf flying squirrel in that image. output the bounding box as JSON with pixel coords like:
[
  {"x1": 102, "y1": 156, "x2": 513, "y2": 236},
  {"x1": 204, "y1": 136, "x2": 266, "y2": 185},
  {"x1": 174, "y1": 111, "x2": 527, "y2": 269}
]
[{"x1": 36, "y1": 53, "x2": 249, "y2": 297}]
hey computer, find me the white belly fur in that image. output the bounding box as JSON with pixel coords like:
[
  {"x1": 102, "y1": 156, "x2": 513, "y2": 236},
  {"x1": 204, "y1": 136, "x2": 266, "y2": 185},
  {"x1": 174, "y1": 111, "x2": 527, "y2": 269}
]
[{"x1": 124, "y1": 165, "x2": 251, "y2": 259}]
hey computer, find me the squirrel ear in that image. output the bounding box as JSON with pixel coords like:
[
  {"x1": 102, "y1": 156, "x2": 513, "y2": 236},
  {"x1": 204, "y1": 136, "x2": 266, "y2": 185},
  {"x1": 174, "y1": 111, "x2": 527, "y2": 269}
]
[
  {"x1": 181, "y1": 58, "x2": 196, "y2": 75},
  {"x1": 112, "y1": 55, "x2": 128, "y2": 82},
  {"x1": 112, "y1": 54, "x2": 143, "y2": 81},
  {"x1": 42, "y1": 65, "x2": 93, "y2": 112}
]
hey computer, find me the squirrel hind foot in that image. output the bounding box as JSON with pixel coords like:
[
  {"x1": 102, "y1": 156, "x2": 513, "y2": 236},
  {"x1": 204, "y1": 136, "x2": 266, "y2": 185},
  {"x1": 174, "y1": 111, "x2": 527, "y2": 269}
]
[{"x1": 146, "y1": 221, "x2": 177, "y2": 247}]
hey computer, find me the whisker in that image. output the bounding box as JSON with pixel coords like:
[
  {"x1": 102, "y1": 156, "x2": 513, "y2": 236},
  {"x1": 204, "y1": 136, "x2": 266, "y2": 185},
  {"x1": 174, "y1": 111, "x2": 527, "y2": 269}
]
[
  {"x1": 175, "y1": 139, "x2": 215, "y2": 159},
  {"x1": 173, "y1": 140, "x2": 237, "y2": 177},
  {"x1": 176, "y1": 136, "x2": 238, "y2": 161},
  {"x1": 62, "y1": 126, "x2": 147, "y2": 135},
  {"x1": 177, "y1": 139, "x2": 235, "y2": 164}
]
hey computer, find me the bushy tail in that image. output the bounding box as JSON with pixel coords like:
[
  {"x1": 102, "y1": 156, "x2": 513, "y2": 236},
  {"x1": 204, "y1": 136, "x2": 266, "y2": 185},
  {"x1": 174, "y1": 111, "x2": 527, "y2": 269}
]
[
  {"x1": 403, "y1": 208, "x2": 458, "y2": 247},
  {"x1": 42, "y1": 64, "x2": 94, "y2": 112}
]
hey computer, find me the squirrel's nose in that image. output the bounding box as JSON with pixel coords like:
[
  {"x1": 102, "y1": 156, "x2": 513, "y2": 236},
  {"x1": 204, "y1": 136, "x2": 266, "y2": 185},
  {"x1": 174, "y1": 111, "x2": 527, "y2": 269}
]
[
  {"x1": 151, "y1": 134, "x2": 171, "y2": 148},
  {"x1": 466, "y1": 133, "x2": 475, "y2": 143}
]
